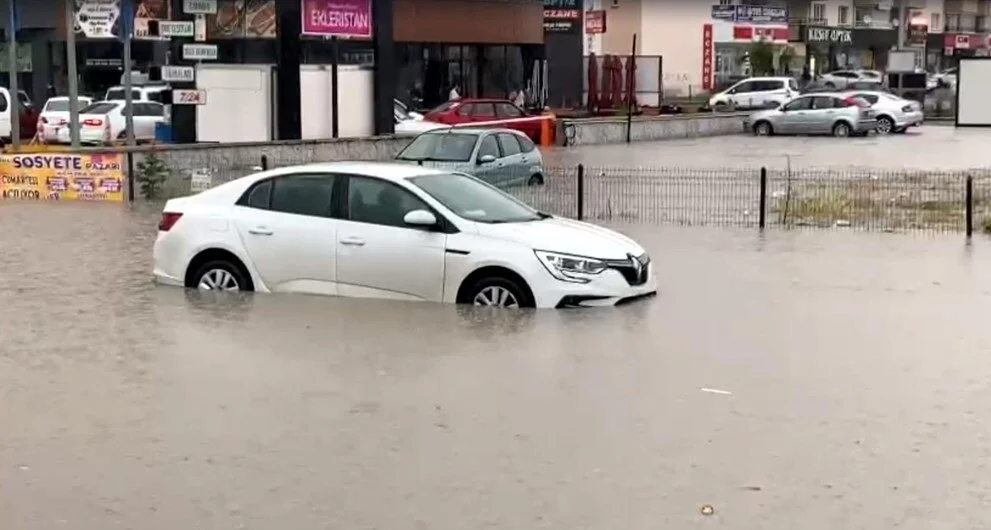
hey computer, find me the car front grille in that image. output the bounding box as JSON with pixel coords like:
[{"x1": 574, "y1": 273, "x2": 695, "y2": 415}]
[{"x1": 605, "y1": 253, "x2": 651, "y2": 286}]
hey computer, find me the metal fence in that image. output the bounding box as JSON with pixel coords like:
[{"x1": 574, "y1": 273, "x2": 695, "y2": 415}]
[{"x1": 508, "y1": 165, "x2": 990, "y2": 235}]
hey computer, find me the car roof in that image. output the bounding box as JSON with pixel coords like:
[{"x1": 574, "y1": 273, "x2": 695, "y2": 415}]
[
  {"x1": 795, "y1": 91, "x2": 844, "y2": 97},
  {"x1": 420, "y1": 127, "x2": 525, "y2": 136},
  {"x1": 266, "y1": 161, "x2": 457, "y2": 182}
]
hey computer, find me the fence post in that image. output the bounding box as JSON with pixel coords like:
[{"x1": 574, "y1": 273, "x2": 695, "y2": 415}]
[
  {"x1": 966, "y1": 175, "x2": 974, "y2": 238},
  {"x1": 126, "y1": 151, "x2": 135, "y2": 203},
  {"x1": 260, "y1": 154, "x2": 269, "y2": 171},
  {"x1": 576, "y1": 164, "x2": 585, "y2": 221},
  {"x1": 758, "y1": 166, "x2": 767, "y2": 230}
]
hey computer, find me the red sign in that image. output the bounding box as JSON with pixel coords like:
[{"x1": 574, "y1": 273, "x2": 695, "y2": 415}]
[
  {"x1": 702, "y1": 24, "x2": 713, "y2": 91},
  {"x1": 585, "y1": 10, "x2": 606, "y2": 34}
]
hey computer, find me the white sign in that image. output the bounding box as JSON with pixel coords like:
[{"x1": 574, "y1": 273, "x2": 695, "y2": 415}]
[
  {"x1": 182, "y1": 43, "x2": 218, "y2": 60},
  {"x1": 159, "y1": 21, "x2": 195, "y2": 37},
  {"x1": 74, "y1": 0, "x2": 121, "y2": 39},
  {"x1": 160, "y1": 65, "x2": 195, "y2": 82},
  {"x1": 190, "y1": 169, "x2": 213, "y2": 193},
  {"x1": 183, "y1": 0, "x2": 217, "y2": 14},
  {"x1": 194, "y1": 14, "x2": 207, "y2": 41},
  {"x1": 173, "y1": 89, "x2": 207, "y2": 105}
]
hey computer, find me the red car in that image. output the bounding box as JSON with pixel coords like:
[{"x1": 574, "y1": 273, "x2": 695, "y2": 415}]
[{"x1": 422, "y1": 98, "x2": 542, "y2": 141}]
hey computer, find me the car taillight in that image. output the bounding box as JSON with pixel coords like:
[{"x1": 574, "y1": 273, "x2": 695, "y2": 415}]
[
  {"x1": 158, "y1": 212, "x2": 182, "y2": 231},
  {"x1": 83, "y1": 119, "x2": 102, "y2": 127}
]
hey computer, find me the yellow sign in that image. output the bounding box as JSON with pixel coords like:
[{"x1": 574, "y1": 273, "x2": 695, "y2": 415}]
[{"x1": 0, "y1": 153, "x2": 125, "y2": 202}]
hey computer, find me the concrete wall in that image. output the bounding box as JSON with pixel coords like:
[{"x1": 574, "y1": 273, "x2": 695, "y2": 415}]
[{"x1": 560, "y1": 113, "x2": 747, "y2": 146}]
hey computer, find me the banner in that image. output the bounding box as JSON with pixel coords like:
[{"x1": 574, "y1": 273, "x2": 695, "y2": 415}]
[
  {"x1": 72, "y1": 0, "x2": 171, "y2": 40},
  {"x1": 0, "y1": 153, "x2": 125, "y2": 202},
  {"x1": 207, "y1": 0, "x2": 277, "y2": 39},
  {"x1": 301, "y1": 0, "x2": 372, "y2": 38}
]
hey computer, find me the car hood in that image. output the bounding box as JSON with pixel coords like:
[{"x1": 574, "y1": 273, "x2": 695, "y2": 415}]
[
  {"x1": 393, "y1": 159, "x2": 475, "y2": 173},
  {"x1": 395, "y1": 119, "x2": 447, "y2": 135},
  {"x1": 475, "y1": 216, "x2": 645, "y2": 259}
]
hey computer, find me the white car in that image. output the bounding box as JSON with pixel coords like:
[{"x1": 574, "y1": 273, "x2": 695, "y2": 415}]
[
  {"x1": 819, "y1": 69, "x2": 884, "y2": 90},
  {"x1": 843, "y1": 90, "x2": 923, "y2": 134},
  {"x1": 708, "y1": 77, "x2": 799, "y2": 111},
  {"x1": 394, "y1": 100, "x2": 444, "y2": 136},
  {"x1": 36, "y1": 96, "x2": 93, "y2": 143},
  {"x1": 152, "y1": 162, "x2": 657, "y2": 308},
  {"x1": 56, "y1": 100, "x2": 167, "y2": 145}
]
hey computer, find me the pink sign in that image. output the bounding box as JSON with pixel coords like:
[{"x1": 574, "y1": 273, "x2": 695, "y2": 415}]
[{"x1": 301, "y1": 0, "x2": 373, "y2": 38}]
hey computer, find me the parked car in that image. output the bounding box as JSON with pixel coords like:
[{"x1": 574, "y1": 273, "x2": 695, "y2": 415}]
[
  {"x1": 394, "y1": 128, "x2": 544, "y2": 187},
  {"x1": 152, "y1": 162, "x2": 657, "y2": 308},
  {"x1": 394, "y1": 98, "x2": 423, "y2": 121},
  {"x1": 842, "y1": 90, "x2": 922, "y2": 134},
  {"x1": 36, "y1": 96, "x2": 94, "y2": 143},
  {"x1": 818, "y1": 69, "x2": 884, "y2": 90},
  {"x1": 394, "y1": 101, "x2": 445, "y2": 136},
  {"x1": 422, "y1": 98, "x2": 542, "y2": 140},
  {"x1": 745, "y1": 93, "x2": 876, "y2": 137},
  {"x1": 708, "y1": 77, "x2": 800, "y2": 111},
  {"x1": 0, "y1": 87, "x2": 33, "y2": 140},
  {"x1": 56, "y1": 100, "x2": 168, "y2": 145},
  {"x1": 928, "y1": 67, "x2": 956, "y2": 90},
  {"x1": 104, "y1": 84, "x2": 171, "y2": 103}
]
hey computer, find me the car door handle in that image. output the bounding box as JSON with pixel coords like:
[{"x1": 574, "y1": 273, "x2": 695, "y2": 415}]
[
  {"x1": 248, "y1": 227, "x2": 273, "y2": 236},
  {"x1": 340, "y1": 236, "x2": 365, "y2": 246}
]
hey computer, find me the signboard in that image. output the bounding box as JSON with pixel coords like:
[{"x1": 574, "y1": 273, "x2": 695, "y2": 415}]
[
  {"x1": 159, "y1": 20, "x2": 195, "y2": 37},
  {"x1": 710, "y1": 5, "x2": 735, "y2": 20},
  {"x1": 0, "y1": 153, "x2": 124, "y2": 202},
  {"x1": 584, "y1": 10, "x2": 606, "y2": 34},
  {"x1": 160, "y1": 65, "x2": 195, "y2": 82},
  {"x1": 806, "y1": 26, "x2": 852, "y2": 43},
  {"x1": 73, "y1": 0, "x2": 172, "y2": 39},
  {"x1": 702, "y1": 24, "x2": 714, "y2": 91},
  {"x1": 301, "y1": 0, "x2": 373, "y2": 38},
  {"x1": 734, "y1": 5, "x2": 787, "y2": 24},
  {"x1": 207, "y1": 0, "x2": 277, "y2": 39},
  {"x1": 183, "y1": 0, "x2": 217, "y2": 14},
  {"x1": 190, "y1": 169, "x2": 213, "y2": 193},
  {"x1": 543, "y1": 0, "x2": 582, "y2": 33},
  {"x1": 173, "y1": 89, "x2": 207, "y2": 104},
  {"x1": 183, "y1": 43, "x2": 218, "y2": 60}
]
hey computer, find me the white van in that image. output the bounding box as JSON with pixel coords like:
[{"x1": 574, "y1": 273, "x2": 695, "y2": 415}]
[
  {"x1": 104, "y1": 84, "x2": 171, "y2": 104},
  {"x1": 708, "y1": 77, "x2": 800, "y2": 111},
  {"x1": 0, "y1": 87, "x2": 33, "y2": 139}
]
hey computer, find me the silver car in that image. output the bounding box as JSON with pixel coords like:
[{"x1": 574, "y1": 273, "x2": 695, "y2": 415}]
[
  {"x1": 746, "y1": 93, "x2": 877, "y2": 137},
  {"x1": 395, "y1": 128, "x2": 545, "y2": 187},
  {"x1": 842, "y1": 90, "x2": 923, "y2": 134}
]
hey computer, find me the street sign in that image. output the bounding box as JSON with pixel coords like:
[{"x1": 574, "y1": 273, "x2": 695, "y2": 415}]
[
  {"x1": 173, "y1": 89, "x2": 207, "y2": 105},
  {"x1": 159, "y1": 21, "x2": 195, "y2": 37},
  {"x1": 160, "y1": 65, "x2": 195, "y2": 82},
  {"x1": 194, "y1": 14, "x2": 207, "y2": 41},
  {"x1": 183, "y1": 0, "x2": 218, "y2": 14},
  {"x1": 182, "y1": 43, "x2": 218, "y2": 60}
]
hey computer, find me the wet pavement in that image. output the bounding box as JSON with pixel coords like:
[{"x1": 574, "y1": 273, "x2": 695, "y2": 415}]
[
  {"x1": 544, "y1": 125, "x2": 991, "y2": 171},
  {"x1": 4, "y1": 201, "x2": 991, "y2": 529}
]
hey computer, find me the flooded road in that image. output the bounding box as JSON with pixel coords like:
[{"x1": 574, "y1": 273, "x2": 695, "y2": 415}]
[{"x1": 4, "y1": 202, "x2": 991, "y2": 529}]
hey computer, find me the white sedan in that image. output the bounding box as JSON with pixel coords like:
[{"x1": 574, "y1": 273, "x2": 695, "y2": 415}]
[
  {"x1": 56, "y1": 100, "x2": 167, "y2": 145},
  {"x1": 843, "y1": 90, "x2": 923, "y2": 134},
  {"x1": 37, "y1": 96, "x2": 93, "y2": 143},
  {"x1": 152, "y1": 162, "x2": 657, "y2": 308}
]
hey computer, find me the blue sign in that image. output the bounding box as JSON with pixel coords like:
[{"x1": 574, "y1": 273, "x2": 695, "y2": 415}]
[
  {"x1": 734, "y1": 5, "x2": 787, "y2": 24},
  {"x1": 711, "y1": 5, "x2": 735, "y2": 20}
]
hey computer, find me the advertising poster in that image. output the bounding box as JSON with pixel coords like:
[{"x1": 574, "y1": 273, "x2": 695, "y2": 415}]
[
  {"x1": 207, "y1": 0, "x2": 277, "y2": 39},
  {"x1": 301, "y1": 0, "x2": 372, "y2": 38},
  {"x1": 0, "y1": 153, "x2": 125, "y2": 202},
  {"x1": 72, "y1": 0, "x2": 171, "y2": 39}
]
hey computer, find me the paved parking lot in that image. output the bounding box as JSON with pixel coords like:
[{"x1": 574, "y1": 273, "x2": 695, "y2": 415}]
[{"x1": 544, "y1": 125, "x2": 991, "y2": 171}]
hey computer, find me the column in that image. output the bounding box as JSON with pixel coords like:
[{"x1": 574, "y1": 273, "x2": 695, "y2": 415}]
[
  {"x1": 169, "y1": 0, "x2": 196, "y2": 143},
  {"x1": 276, "y1": 0, "x2": 302, "y2": 140},
  {"x1": 371, "y1": 0, "x2": 394, "y2": 135}
]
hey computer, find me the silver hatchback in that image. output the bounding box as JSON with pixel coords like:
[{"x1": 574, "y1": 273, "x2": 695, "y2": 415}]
[{"x1": 746, "y1": 93, "x2": 877, "y2": 137}]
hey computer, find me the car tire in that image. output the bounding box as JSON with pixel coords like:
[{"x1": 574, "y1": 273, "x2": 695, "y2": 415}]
[
  {"x1": 191, "y1": 260, "x2": 252, "y2": 293},
  {"x1": 753, "y1": 121, "x2": 773, "y2": 136},
  {"x1": 894, "y1": 126, "x2": 907, "y2": 134},
  {"x1": 713, "y1": 102, "x2": 730, "y2": 112},
  {"x1": 527, "y1": 174, "x2": 544, "y2": 186},
  {"x1": 832, "y1": 122, "x2": 851, "y2": 137},
  {"x1": 876, "y1": 116, "x2": 895, "y2": 134},
  {"x1": 465, "y1": 275, "x2": 534, "y2": 308}
]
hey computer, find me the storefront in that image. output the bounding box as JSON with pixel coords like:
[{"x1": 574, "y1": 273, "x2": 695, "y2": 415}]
[
  {"x1": 929, "y1": 33, "x2": 990, "y2": 72},
  {"x1": 393, "y1": 0, "x2": 544, "y2": 110},
  {"x1": 709, "y1": 5, "x2": 789, "y2": 89}
]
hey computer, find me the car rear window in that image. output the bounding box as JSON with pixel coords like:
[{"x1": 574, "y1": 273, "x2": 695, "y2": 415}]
[
  {"x1": 396, "y1": 132, "x2": 479, "y2": 162},
  {"x1": 44, "y1": 100, "x2": 70, "y2": 112},
  {"x1": 80, "y1": 103, "x2": 118, "y2": 114}
]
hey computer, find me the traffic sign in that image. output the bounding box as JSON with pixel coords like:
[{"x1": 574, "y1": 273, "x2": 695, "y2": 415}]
[
  {"x1": 173, "y1": 89, "x2": 207, "y2": 105},
  {"x1": 160, "y1": 65, "x2": 195, "y2": 82},
  {"x1": 183, "y1": 43, "x2": 218, "y2": 60},
  {"x1": 159, "y1": 21, "x2": 195, "y2": 37}
]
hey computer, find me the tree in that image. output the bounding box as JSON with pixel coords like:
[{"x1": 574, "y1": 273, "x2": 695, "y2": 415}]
[{"x1": 748, "y1": 41, "x2": 775, "y2": 77}]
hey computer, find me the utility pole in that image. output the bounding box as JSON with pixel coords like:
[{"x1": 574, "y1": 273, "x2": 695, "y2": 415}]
[
  {"x1": 7, "y1": 0, "x2": 18, "y2": 150},
  {"x1": 66, "y1": 0, "x2": 80, "y2": 147},
  {"x1": 122, "y1": 0, "x2": 135, "y2": 146},
  {"x1": 895, "y1": 0, "x2": 908, "y2": 51}
]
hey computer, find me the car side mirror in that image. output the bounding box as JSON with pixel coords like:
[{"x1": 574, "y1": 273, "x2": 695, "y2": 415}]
[
  {"x1": 728, "y1": 88, "x2": 737, "y2": 94},
  {"x1": 477, "y1": 154, "x2": 496, "y2": 165},
  {"x1": 403, "y1": 209, "x2": 437, "y2": 227}
]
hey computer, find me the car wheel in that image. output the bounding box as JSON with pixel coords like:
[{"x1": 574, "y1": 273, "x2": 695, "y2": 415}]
[
  {"x1": 713, "y1": 102, "x2": 729, "y2": 112},
  {"x1": 466, "y1": 276, "x2": 533, "y2": 308},
  {"x1": 527, "y1": 174, "x2": 544, "y2": 186},
  {"x1": 192, "y1": 260, "x2": 250, "y2": 292},
  {"x1": 832, "y1": 122, "x2": 851, "y2": 137},
  {"x1": 876, "y1": 116, "x2": 895, "y2": 134},
  {"x1": 894, "y1": 126, "x2": 907, "y2": 134},
  {"x1": 753, "y1": 121, "x2": 773, "y2": 136}
]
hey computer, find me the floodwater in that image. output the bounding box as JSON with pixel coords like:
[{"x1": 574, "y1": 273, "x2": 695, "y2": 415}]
[
  {"x1": 4, "y1": 202, "x2": 991, "y2": 530},
  {"x1": 544, "y1": 124, "x2": 991, "y2": 171}
]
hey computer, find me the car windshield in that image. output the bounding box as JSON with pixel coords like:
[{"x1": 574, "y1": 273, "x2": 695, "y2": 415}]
[
  {"x1": 409, "y1": 173, "x2": 546, "y2": 223},
  {"x1": 427, "y1": 101, "x2": 459, "y2": 114},
  {"x1": 80, "y1": 102, "x2": 118, "y2": 114},
  {"x1": 44, "y1": 100, "x2": 71, "y2": 111},
  {"x1": 396, "y1": 132, "x2": 478, "y2": 162},
  {"x1": 394, "y1": 104, "x2": 411, "y2": 121},
  {"x1": 105, "y1": 88, "x2": 139, "y2": 100}
]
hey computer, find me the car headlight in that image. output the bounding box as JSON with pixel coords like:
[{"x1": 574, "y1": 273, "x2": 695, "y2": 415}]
[{"x1": 534, "y1": 250, "x2": 607, "y2": 283}]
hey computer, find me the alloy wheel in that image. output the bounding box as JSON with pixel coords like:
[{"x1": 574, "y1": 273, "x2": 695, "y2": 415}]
[
  {"x1": 876, "y1": 117, "x2": 893, "y2": 134},
  {"x1": 755, "y1": 123, "x2": 771, "y2": 136},
  {"x1": 198, "y1": 268, "x2": 240, "y2": 292},
  {"x1": 833, "y1": 123, "x2": 850, "y2": 137},
  {"x1": 472, "y1": 286, "x2": 519, "y2": 307}
]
